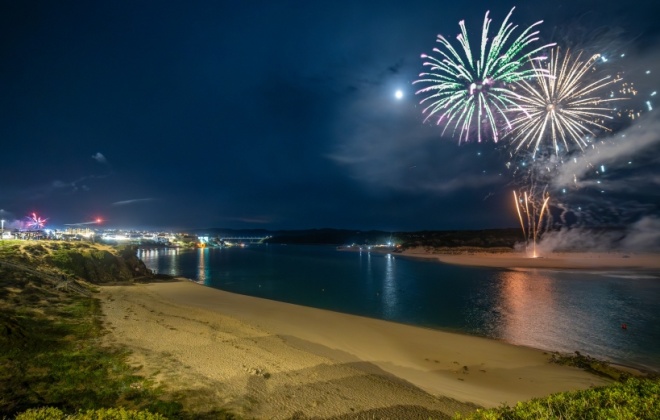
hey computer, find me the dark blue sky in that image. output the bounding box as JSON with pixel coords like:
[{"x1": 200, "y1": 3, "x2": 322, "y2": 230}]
[{"x1": 1, "y1": 1, "x2": 658, "y2": 231}]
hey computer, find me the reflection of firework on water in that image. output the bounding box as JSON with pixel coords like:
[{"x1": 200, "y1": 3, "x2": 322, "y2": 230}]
[
  {"x1": 513, "y1": 189, "x2": 550, "y2": 258},
  {"x1": 507, "y1": 48, "x2": 623, "y2": 157},
  {"x1": 26, "y1": 213, "x2": 47, "y2": 229},
  {"x1": 414, "y1": 7, "x2": 554, "y2": 143}
]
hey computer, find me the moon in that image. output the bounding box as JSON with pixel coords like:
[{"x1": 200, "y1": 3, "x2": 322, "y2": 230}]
[{"x1": 394, "y1": 89, "x2": 403, "y2": 100}]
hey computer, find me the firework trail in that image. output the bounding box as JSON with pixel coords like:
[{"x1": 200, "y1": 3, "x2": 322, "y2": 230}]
[
  {"x1": 507, "y1": 48, "x2": 624, "y2": 158},
  {"x1": 513, "y1": 188, "x2": 551, "y2": 257},
  {"x1": 414, "y1": 7, "x2": 554, "y2": 143}
]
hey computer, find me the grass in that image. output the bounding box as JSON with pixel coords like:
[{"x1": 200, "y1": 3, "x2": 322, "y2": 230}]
[
  {"x1": 1, "y1": 240, "x2": 240, "y2": 419},
  {"x1": 0, "y1": 273, "x2": 182, "y2": 418},
  {"x1": 0, "y1": 242, "x2": 187, "y2": 419}
]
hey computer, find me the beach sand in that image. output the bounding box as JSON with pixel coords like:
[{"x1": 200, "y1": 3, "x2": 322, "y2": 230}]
[{"x1": 100, "y1": 278, "x2": 611, "y2": 419}]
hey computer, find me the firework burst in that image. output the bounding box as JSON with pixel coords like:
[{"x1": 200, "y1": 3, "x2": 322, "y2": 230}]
[
  {"x1": 414, "y1": 7, "x2": 554, "y2": 143},
  {"x1": 506, "y1": 48, "x2": 623, "y2": 157},
  {"x1": 26, "y1": 212, "x2": 47, "y2": 229}
]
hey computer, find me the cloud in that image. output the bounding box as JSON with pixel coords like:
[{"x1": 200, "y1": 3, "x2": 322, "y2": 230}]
[
  {"x1": 552, "y1": 111, "x2": 660, "y2": 189},
  {"x1": 52, "y1": 180, "x2": 72, "y2": 189},
  {"x1": 50, "y1": 177, "x2": 92, "y2": 194},
  {"x1": 92, "y1": 152, "x2": 107, "y2": 164},
  {"x1": 0, "y1": 209, "x2": 16, "y2": 221},
  {"x1": 328, "y1": 86, "x2": 507, "y2": 195},
  {"x1": 322, "y1": 48, "x2": 520, "y2": 199},
  {"x1": 112, "y1": 198, "x2": 154, "y2": 206}
]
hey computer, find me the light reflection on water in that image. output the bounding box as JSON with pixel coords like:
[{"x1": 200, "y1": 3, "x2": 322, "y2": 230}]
[
  {"x1": 197, "y1": 248, "x2": 209, "y2": 284},
  {"x1": 466, "y1": 268, "x2": 660, "y2": 368},
  {"x1": 138, "y1": 245, "x2": 660, "y2": 371},
  {"x1": 494, "y1": 270, "x2": 559, "y2": 349},
  {"x1": 138, "y1": 247, "x2": 181, "y2": 277},
  {"x1": 382, "y1": 253, "x2": 397, "y2": 318}
]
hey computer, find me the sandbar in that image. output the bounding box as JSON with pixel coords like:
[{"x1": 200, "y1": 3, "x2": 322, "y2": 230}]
[
  {"x1": 100, "y1": 280, "x2": 610, "y2": 419},
  {"x1": 401, "y1": 248, "x2": 660, "y2": 271}
]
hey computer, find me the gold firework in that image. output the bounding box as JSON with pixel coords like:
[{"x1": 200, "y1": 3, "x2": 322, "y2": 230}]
[{"x1": 507, "y1": 48, "x2": 623, "y2": 157}]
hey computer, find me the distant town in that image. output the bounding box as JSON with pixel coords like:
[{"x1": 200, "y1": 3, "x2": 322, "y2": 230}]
[
  {"x1": 0, "y1": 212, "x2": 533, "y2": 250},
  {"x1": 0, "y1": 225, "x2": 270, "y2": 248},
  {"x1": 0, "y1": 219, "x2": 528, "y2": 251}
]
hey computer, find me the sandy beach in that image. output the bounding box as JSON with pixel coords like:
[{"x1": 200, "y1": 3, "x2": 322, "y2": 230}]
[{"x1": 100, "y1": 278, "x2": 612, "y2": 419}]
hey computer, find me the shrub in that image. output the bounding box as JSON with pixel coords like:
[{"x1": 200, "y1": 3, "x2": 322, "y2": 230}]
[
  {"x1": 15, "y1": 407, "x2": 168, "y2": 420},
  {"x1": 14, "y1": 407, "x2": 64, "y2": 419}
]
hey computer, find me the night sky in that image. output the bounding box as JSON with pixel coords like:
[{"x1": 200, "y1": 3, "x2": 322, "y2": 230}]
[{"x1": 1, "y1": 1, "x2": 658, "y2": 231}]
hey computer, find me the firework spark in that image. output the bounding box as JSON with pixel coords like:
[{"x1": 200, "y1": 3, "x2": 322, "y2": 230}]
[
  {"x1": 26, "y1": 212, "x2": 47, "y2": 229},
  {"x1": 507, "y1": 48, "x2": 623, "y2": 157},
  {"x1": 414, "y1": 7, "x2": 554, "y2": 143}
]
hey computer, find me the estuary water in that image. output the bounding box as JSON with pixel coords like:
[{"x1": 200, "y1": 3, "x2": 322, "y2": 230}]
[{"x1": 138, "y1": 244, "x2": 660, "y2": 371}]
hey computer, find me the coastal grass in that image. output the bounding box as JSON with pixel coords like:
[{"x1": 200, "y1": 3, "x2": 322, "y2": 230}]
[
  {"x1": 0, "y1": 271, "x2": 181, "y2": 418},
  {"x1": 456, "y1": 377, "x2": 660, "y2": 419},
  {"x1": 1, "y1": 240, "x2": 150, "y2": 284},
  {"x1": 0, "y1": 240, "x2": 242, "y2": 420},
  {"x1": 0, "y1": 243, "x2": 231, "y2": 419}
]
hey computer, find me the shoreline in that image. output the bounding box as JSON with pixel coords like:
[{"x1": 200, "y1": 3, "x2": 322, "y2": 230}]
[{"x1": 100, "y1": 279, "x2": 612, "y2": 419}]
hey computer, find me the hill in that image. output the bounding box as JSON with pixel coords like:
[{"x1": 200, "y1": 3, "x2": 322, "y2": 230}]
[
  {"x1": 0, "y1": 240, "x2": 153, "y2": 284},
  {"x1": 195, "y1": 227, "x2": 522, "y2": 247}
]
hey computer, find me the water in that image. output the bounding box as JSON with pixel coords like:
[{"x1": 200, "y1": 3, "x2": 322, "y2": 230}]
[{"x1": 139, "y1": 244, "x2": 660, "y2": 371}]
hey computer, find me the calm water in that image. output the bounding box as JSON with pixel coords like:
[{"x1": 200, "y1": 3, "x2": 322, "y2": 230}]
[{"x1": 139, "y1": 245, "x2": 660, "y2": 371}]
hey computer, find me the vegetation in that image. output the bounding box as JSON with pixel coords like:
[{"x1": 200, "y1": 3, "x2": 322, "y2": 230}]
[
  {"x1": 0, "y1": 241, "x2": 183, "y2": 419},
  {"x1": 456, "y1": 377, "x2": 659, "y2": 419},
  {"x1": 0, "y1": 240, "x2": 152, "y2": 284},
  {"x1": 46, "y1": 245, "x2": 152, "y2": 283},
  {"x1": 263, "y1": 227, "x2": 522, "y2": 248},
  {"x1": 456, "y1": 351, "x2": 659, "y2": 419},
  {"x1": 549, "y1": 351, "x2": 640, "y2": 382},
  {"x1": 15, "y1": 407, "x2": 167, "y2": 420},
  {"x1": 396, "y1": 229, "x2": 521, "y2": 250}
]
